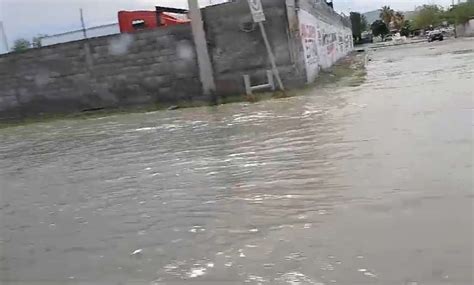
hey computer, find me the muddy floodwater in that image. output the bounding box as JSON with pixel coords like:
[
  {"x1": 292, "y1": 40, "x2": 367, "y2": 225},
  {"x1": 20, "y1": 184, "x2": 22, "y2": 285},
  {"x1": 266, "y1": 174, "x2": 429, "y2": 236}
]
[{"x1": 1, "y1": 39, "x2": 473, "y2": 285}]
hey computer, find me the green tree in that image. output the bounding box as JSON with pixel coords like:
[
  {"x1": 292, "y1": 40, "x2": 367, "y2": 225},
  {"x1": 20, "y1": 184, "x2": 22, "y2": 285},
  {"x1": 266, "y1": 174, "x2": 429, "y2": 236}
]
[
  {"x1": 400, "y1": 20, "x2": 413, "y2": 37},
  {"x1": 350, "y1": 12, "x2": 363, "y2": 43},
  {"x1": 380, "y1": 6, "x2": 394, "y2": 27},
  {"x1": 445, "y1": 1, "x2": 474, "y2": 25},
  {"x1": 371, "y1": 20, "x2": 389, "y2": 40},
  {"x1": 32, "y1": 34, "x2": 46, "y2": 48},
  {"x1": 393, "y1": 11, "x2": 405, "y2": 31},
  {"x1": 413, "y1": 5, "x2": 444, "y2": 30},
  {"x1": 12, "y1": 38, "x2": 31, "y2": 52},
  {"x1": 361, "y1": 15, "x2": 368, "y2": 32}
]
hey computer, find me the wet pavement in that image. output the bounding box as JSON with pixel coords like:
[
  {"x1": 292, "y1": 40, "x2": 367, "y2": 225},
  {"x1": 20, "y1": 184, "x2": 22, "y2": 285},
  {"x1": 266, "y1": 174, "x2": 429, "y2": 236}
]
[{"x1": 0, "y1": 38, "x2": 473, "y2": 285}]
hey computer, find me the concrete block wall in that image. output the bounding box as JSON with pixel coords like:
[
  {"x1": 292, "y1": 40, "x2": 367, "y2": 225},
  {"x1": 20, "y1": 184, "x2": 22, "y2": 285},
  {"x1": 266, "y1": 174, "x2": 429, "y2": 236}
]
[
  {"x1": 203, "y1": 0, "x2": 306, "y2": 96},
  {"x1": 457, "y1": 19, "x2": 474, "y2": 37},
  {"x1": 202, "y1": 0, "x2": 353, "y2": 93},
  {"x1": 0, "y1": 0, "x2": 354, "y2": 120},
  {"x1": 0, "y1": 24, "x2": 202, "y2": 120}
]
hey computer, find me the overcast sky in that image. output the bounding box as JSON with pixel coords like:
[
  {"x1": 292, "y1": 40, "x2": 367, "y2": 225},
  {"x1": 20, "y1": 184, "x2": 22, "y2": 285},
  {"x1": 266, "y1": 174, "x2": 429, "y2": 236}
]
[{"x1": 0, "y1": 0, "x2": 453, "y2": 45}]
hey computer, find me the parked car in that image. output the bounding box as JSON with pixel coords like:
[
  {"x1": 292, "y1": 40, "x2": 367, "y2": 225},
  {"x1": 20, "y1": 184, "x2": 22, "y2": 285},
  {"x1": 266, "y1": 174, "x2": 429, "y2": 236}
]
[{"x1": 428, "y1": 30, "x2": 444, "y2": 42}]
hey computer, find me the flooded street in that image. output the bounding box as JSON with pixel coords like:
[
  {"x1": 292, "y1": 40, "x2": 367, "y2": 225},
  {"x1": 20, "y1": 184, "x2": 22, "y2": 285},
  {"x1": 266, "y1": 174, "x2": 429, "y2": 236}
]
[{"x1": 1, "y1": 38, "x2": 473, "y2": 284}]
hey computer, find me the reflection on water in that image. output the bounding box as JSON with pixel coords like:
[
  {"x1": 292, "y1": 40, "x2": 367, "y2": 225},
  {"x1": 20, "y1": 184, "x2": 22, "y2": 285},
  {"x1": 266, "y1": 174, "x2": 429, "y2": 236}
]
[{"x1": 1, "y1": 39, "x2": 473, "y2": 284}]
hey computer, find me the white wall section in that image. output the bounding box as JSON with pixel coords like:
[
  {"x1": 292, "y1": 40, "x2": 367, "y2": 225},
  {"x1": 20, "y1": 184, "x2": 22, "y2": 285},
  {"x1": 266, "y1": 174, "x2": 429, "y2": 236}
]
[{"x1": 298, "y1": 9, "x2": 353, "y2": 83}]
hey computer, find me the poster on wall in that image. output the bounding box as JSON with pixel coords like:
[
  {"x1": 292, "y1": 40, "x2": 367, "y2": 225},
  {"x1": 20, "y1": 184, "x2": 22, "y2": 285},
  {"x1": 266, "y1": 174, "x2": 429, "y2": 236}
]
[
  {"x1": 301, "y1": 23, "x2": 319, "y2": 82},
  {"x1": 298, "y1": 10, "x2": 320, "y2": 83}
]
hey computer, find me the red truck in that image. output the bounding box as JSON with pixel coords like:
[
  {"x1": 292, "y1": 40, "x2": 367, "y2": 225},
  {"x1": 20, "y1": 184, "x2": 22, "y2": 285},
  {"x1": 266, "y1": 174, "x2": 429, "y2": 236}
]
[{"x1": 118, "y1": 6, "x2": 190, "y2": 33}]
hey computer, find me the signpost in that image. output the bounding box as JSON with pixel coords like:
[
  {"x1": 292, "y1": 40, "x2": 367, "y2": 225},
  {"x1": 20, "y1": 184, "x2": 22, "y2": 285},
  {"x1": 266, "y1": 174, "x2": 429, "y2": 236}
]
[
  {"x1": 247, "y1": 0, "x2": 284, "y2": 91},
  {"x1": 248, "y1": 0, "x2": 266, "y2": 23}
]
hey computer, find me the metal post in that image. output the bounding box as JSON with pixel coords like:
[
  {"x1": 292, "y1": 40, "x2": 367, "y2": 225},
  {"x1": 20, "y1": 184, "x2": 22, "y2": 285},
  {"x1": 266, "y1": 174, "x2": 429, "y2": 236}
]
[
  {"x1": 266, "y1": 70, "x2": 275, "y2": 91},
  {"x1": 80, "y1": 9, "x2": 88, "y2": 39},
  {"x1": 188, "y1": 0, "x2": 216, "y2": 98},
  {"x1": 243, "y1": 75, "x2": 252, "y2": 95},
  {"x1": 258, "y1": 22, "x2": 284, "y2": 91}
]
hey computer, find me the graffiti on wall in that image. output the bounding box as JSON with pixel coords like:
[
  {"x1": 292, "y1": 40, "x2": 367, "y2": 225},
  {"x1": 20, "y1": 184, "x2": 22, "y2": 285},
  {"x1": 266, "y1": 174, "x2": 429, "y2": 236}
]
[{"x1": 298, "y1": 9, "x2": 353, "y2": 83}]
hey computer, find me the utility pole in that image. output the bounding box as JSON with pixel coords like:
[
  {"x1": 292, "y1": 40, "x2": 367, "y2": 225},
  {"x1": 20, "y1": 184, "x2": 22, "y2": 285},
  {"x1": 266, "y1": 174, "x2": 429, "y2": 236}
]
[
  {"x1": 80, "y1": 8, "x2": 88, "y2": 39},
  {"x1": 187, "y1": 0, "x2": 216, "y2": 99},
  {"x1": 79, "y1": 8, "x2": 93, "y2": 69}
]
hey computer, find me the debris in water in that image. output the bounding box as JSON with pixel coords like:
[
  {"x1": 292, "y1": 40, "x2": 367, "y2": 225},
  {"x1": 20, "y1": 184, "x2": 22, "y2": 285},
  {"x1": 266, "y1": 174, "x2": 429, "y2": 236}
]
[
  {"x1": 187, "y1": 267, "x2": 207, "y2": 278},
  {"x1": 189, "y1": 226, "x2": 206, "y2": 233},
  {"x1": 131, "y1": 249, "x2": 143, "y2": 256},
  {"x1": 263, "y1": 263, "x2": 275, "y2": 268},
  {"x1": 321, "y1": 264, "x2": 335, "y2": 271},
  {"x1": 364, "y1": 272, "x2": 377, "y2": 278}
]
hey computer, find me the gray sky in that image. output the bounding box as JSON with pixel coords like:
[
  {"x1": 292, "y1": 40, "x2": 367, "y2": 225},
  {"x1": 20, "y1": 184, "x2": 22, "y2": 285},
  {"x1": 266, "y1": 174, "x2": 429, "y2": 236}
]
[{"x1": 0, "y1": 0, "x2": 453, "y2": 45}]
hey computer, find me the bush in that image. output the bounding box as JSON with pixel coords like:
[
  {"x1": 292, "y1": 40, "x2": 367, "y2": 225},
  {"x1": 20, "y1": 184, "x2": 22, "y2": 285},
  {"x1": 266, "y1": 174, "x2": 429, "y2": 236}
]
[{"x1": 12, "y1": 38, "x2": 31, "y2": 52}]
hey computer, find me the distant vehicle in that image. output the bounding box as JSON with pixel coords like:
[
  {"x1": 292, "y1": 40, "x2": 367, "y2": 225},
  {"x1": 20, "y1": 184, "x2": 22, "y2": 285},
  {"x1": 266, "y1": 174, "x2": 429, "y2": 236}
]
[
  {"x1": 360, "y1": 32, "x2": 373, "y2": 44},
  {"x1": 427, "y1": 30, "x2": 444, "y2": 42}
]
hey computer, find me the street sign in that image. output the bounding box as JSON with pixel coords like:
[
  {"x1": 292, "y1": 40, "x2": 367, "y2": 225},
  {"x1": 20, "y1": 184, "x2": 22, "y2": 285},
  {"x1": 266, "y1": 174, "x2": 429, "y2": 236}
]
[{"x1": 247, "y1": 0, "x2": 266, "y2": 23}]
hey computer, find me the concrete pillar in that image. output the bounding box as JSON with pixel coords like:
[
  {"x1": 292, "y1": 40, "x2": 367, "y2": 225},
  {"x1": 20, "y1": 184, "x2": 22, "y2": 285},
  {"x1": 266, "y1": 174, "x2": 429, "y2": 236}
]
[
  {"x1": 0, "y1": 21, "x2": 9, "y2": 53},
  {"x1": 188, "y1": 0, "x2": 216, "y2": 96},
  {"x1": 285, "y1": 0, "x2": 305, "y2": 76}
]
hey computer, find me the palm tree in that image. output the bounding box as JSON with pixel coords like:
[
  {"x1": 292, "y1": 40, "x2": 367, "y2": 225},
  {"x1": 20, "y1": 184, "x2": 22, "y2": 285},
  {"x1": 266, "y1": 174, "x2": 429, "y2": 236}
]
[
  {"x1": 380, "y1": 6, "x2": 394, "y2": 27},
  {"x1": 393, "y1": 12, "x2": 405, "y2": 31}
]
